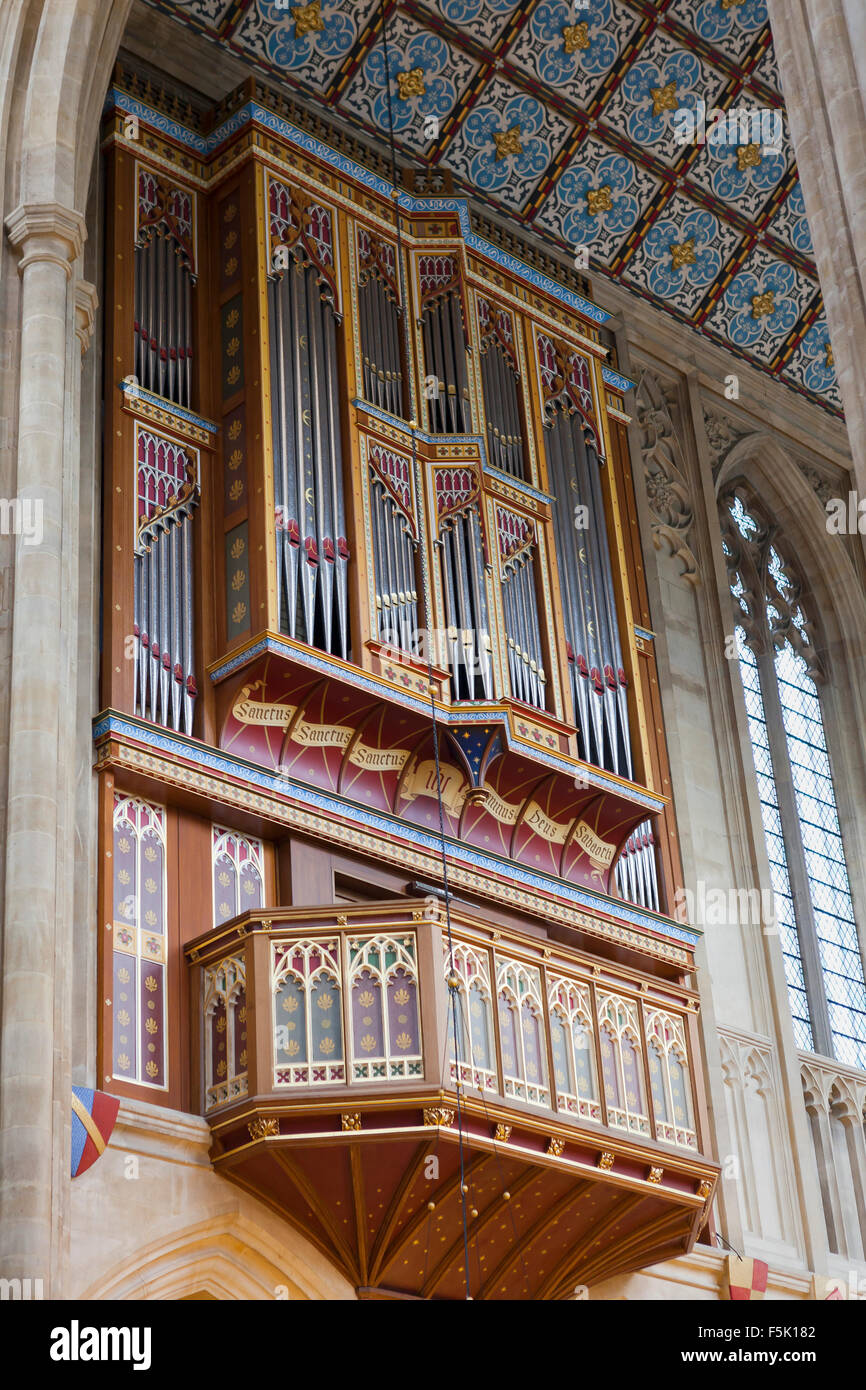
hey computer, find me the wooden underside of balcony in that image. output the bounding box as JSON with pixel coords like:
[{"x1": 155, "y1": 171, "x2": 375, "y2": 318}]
[{"x1": 208, "y1": 1095, "x2": 716, "y2": 1300}]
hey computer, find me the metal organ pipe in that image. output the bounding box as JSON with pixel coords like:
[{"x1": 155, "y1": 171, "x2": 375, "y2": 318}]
[
  {"x1": 437, "y1": 505, "x2": 492, "y2": 702},
  {"x1": 269, "y1": 248, "x2": 350, "y2": 661},
  {"x1": 545, "y1": 401, "x2": 632, "y2": 778},
  {"x1": 614, "y1": 819, "x2": 660, "y2": 913},
  {"x1": 481, "y1": 339, "x2": 525, "y2": 478},
  {"x1": 500, "y1": 525, "x2": 546, "y2": 711},
  {"x1": 358, "y1": 255, "x2": 404, "y2": 418},
  {"x1": 369, "y1": 471, "x2": 418, "y2": 656},
  {"x1": 134, "y1": 434, "x2": 199, "y2": 738},
  {"x1": 133, "y1": 228, "x2": 194, "y2": 408},
  {"x1": 422, "y1": 292, "x2": 471, "y2": 435}
]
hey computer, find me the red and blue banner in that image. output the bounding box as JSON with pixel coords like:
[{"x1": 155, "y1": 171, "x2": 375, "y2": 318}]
[{"x1": 71, "y1": 1087, "x2": 120, "y2": 1178}]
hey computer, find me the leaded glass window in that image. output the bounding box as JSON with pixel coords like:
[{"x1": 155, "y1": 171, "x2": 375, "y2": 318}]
[{"x1": 721, "y1": 488, "x2": 866, "y2": 1068}]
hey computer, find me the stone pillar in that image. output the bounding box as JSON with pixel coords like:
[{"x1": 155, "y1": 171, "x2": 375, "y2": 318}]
[
  {"x1": 0, "y1": 203, "x2": 86, "y2": 1293},
  {"x1": 767, "y1": 0, "x2": 866, "y2": 499}
]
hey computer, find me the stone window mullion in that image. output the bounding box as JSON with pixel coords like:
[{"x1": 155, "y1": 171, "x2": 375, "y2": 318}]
[{"x1": 756, "y1": 648, "x2": 835, "y2": 1057}]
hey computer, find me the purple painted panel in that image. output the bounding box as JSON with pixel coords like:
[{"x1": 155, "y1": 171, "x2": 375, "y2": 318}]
[
  {"x1": 387, "y1": 967, "x2": 419, "y2": 1057},
  {"x1": 353, "y1": 970, "x2": 384, "y2": 1061}
]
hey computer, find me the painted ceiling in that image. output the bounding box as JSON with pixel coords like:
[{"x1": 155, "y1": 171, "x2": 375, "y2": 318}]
[{"x1": 140, "y1": 0, "x2": 841, "y2": 417}]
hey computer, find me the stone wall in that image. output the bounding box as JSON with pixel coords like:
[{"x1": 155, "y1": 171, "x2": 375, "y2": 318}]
[{"x1": 2, "y1": 0, "x2": 866, "y2": 1301}]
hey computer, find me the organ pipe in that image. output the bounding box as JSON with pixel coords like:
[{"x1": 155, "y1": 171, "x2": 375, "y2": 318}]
[
  {"x1": 544, "y1": 361, "x2": 632, "y2": 778},
  {"x1": 268, "y1": 184, "x2": 350, "y2": 661},
  {"x1": 133, "y1": 431, "x2": 199, "y2": 735},
  {"x1": 479, "y1": 298, "x2": 525, "y2": 478},
  {"x1": 440, "y1": 507, "x2": 493, "y2": 701},
  {"x1": 419, "y1": 255, "x2": 471, "y2": 435},
  {"x1": 615, "y1": 819, "x2": 660, "y2": 912},
  {"x1": 134, "y1": 171, "x2": 195, "y2": 408},
  {"x1": 368, "y1": 447, "x2": 418, "y2": 654},
  {"x1": 498, "y1": 509, "x2": 546, "y2": 711},
  {"x1": 358, "y1": 230, "x2": 405, "y2": 417}
]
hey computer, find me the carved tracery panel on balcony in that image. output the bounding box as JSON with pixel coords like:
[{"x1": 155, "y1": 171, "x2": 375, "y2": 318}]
[
  {"x1": 497, "y1": 957, "x2": 550, "y2": 1107},
  {"x1": 445, "y1": 940, "x2": 497, "y2": 1094},
  {"x1": 348, "y1": 934, "x2": 422, "y2": 1081},
  {"x1": 212, "y1": 825, "x2": 264, "y2": 927},
  {"x1": 548, "y1": 974, "x2": 600, "y2": 1122},
  {"x1": 272, "y1": 937, "x2": 345, "y2": 1086},
  {"x1": 203, "y1": 953, "x2": 247, "y2": 1112},
  {"x1": 597, "y1": 991, "x2": 649, "y2": 1137},
  {"x1": 112, "y1": 794, "x2": 167, "y2": 1090},
  {"x1": 646, "y1": 1008, "x2": 696, "y2": 1149}
]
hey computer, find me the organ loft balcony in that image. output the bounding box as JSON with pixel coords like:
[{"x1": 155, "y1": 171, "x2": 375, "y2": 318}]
[{"x1": 185, "y1": 900, "x2": 718, "y2": 1300}]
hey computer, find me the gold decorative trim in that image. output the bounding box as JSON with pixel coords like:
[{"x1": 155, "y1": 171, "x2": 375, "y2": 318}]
[
  {"x1": 341, "y1": 1113, "x2": 362, "y2": 1132},
  {"x1": 121, "y1": 390, "x2": 214, "y2": 446},
  {"x1": 696, "y1": 1178, "x2": 713, "y2": 1201},
  {"x1": 598, "y1": 1150, "x2": 614, "y2": 1171},
  {"x1": 494, "y1": 1123, "x2": 512, "y2": 1143},
  {"x1": 647, "y1": 1166, "x2": 664, "y2": 1184},
  {"x1": 547, "y1": 1137, "x2": 565, "y2": 1157},
  {"x1": 423, "y1": 1106, "x2": 455, "y2": 1128},
  {"x1": 248, "y1": 1117, "x2": 279, "y2": 1140}
]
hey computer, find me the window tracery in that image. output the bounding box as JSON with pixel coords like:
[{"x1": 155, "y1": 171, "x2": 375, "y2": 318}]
[{"x1": 720, "y1": 486, "x2": 866, "y2": 1068}]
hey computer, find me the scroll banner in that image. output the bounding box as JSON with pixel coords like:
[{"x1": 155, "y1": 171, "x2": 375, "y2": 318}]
[
  {"x1": 71, "y1": 1086, "x2": 120, "y2": 1178},
  {"x1": 725, "y1": 1255, "x2": 768, "y2": 1300}
]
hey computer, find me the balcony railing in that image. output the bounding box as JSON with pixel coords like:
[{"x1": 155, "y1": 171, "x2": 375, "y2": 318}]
[{"x1": 188, "y1": 900, "x2": 703, "y2": 1154}]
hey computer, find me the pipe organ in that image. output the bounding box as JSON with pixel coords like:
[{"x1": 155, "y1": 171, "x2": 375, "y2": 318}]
[
  {"x1": 369, "y1": 444, "x2": 419, "y2": 654},
  {"x1": 99, "y1": 72, "x2": 676, "y2": 909},
  {"x1": 93, "y1": 71, "x2": 717, "y2": 1296},
  {"x1": 497, "y1": 507, "x2": 546, "y2": 711},
  {"x1": 479, "y1": 297, "x2": 525, "y2": 478},
  {"x1": 268, "y1": 180, "x2": 350, "y2": 659},
  {"x1": 134, "y1": 428, "x2": 199, "y2": 734},
  {"x1": 134, "y1": 168, "x2": 195, "y2": 407},
  {"x1": 541, "y1": 335, "x2": 632, "y2": 779},
  {"x1": 419, "y1": 255, "x2": 472, "y2": 434},
  {"x1": 434, "y1": 469, "x2": 493, "y2": 701},
  {"x1": 357, "y1": 229, "x2": 405, "y2": 418}
]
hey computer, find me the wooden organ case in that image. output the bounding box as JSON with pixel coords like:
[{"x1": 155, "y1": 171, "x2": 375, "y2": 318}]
[{"x1": 94, "y1": 68, "x2": 718, "y2": 1299}]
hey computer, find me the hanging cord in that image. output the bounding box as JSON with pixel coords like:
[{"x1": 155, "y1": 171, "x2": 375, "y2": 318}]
[
  {"x1": 377, "y1": 0, "x2": 472, "y2": 1299},
  {"x1": 714, "y1": 1232, "x2": 743, "y2": 1261}
]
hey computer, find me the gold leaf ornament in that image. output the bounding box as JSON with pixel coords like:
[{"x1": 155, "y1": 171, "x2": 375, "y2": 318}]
[
  {"x1": 397, "y1": 67, "x2": 425, "y2": 100},
  {"x1": 562, "y1": 22, "x2": 590, "y2": 54},
  {"x1": 293, "y1": 1, "x2": 325, "y2": 39},
  {"x1": 493, "y1": 125, "x2": 523, "y2": 160}
]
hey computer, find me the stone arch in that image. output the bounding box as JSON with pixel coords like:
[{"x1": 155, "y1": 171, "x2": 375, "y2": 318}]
[
  {"x1": 3, "y1": 0, "x2": 133, "y2": 214},
  {"x1": 716, "y1": 432, "x2": 866, "y2": 982},
  {"x1": 79, "y1": 1212, "x2": 357, "y2": 1301},
  {"x1": 800, "y1": 1062, "x2": 827, "y2": 1117},
  {"x1": 715, "y1": 434, "x2": 866, "y2": 678}
]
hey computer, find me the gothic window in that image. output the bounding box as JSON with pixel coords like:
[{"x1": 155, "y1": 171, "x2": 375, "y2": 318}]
[{"x1": 721, "y1": 487, "x2": 866, "y2": 1069}]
